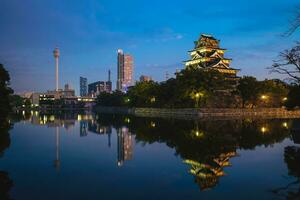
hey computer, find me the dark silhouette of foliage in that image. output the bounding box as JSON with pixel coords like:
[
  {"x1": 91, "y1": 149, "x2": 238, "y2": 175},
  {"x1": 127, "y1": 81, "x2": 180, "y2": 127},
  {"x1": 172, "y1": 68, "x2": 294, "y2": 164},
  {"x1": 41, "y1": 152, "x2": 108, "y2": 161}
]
[
  {"x1": 285, "y1": 84, "x2": 300, "y2": 110},
  {"x1": 0, "y1": 64, "x2": 13, "y2": 119},
  {"x1": 237, "y1": 76, "x2": 261, "y2": 108},
  {"x1": 96, "y1": 91, "x2": 126, "y2": 107}
]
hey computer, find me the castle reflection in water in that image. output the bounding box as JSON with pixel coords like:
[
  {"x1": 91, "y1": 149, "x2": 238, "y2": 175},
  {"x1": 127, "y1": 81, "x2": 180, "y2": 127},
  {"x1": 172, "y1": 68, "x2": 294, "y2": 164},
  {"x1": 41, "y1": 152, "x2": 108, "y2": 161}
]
[
  {"x1": 28, "y1": 111, "x2": 134, "y2": 169},
  {"x1": 18, "y1": 110, "x2": 300, "y2": 192}
]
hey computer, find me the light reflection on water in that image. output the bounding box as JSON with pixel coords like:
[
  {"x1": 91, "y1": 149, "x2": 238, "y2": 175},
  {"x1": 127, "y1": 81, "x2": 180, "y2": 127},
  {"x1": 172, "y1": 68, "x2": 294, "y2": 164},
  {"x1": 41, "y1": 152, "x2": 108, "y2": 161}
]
[{"x1": 0, "y1": 111, "x2": 300, "y2": 199}]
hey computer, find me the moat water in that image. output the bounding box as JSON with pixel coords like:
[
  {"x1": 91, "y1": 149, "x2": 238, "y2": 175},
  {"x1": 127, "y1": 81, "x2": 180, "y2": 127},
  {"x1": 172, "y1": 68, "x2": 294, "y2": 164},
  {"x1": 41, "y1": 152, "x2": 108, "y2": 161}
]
[{"x1": 1, "y1": 111, "x2": 300, "y2": 199}]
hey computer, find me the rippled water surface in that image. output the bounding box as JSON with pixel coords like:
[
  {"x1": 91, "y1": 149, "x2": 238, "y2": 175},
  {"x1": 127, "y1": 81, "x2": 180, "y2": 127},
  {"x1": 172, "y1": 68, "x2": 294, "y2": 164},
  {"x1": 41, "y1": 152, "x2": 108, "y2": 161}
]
[{"x1": 1, "y1": 111, "x2": 300, "y2": 199}]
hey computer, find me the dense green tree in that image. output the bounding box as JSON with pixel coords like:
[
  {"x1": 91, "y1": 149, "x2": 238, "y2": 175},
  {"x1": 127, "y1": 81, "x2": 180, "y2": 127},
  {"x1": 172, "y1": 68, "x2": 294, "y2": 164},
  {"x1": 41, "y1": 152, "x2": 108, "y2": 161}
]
[
  {"x1": 237, "y1": 76, "x2": 261, "y2": 108},
  {"x1": 96, "y1": 91, "x2": 126, "y2": 107},
  {"x1": 9, "y1": 95, "x2": 24, "y2": 109},
  {"x1": 127, "y1": 81, "x2": 160, "y2": 107},
  {"x1": 125, "y1": 68, "x2": 231, "y2": 108},
  {"x1": 0, "y1": 64, "x2": 13, "y2": 119},
  {"x1": 258, "y1": 79, "x2": 289, "y2": 107},
  {"x1": 285, "y1": 84, "x2": 300, "y2": 110}
]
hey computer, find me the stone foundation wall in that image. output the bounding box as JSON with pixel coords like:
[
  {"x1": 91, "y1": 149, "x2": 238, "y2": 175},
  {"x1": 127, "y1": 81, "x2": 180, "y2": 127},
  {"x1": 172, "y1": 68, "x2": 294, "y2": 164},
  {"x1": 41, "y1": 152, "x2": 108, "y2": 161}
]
[{"x1": 94, "y1": 106, "x2": 300, "y2": 119}]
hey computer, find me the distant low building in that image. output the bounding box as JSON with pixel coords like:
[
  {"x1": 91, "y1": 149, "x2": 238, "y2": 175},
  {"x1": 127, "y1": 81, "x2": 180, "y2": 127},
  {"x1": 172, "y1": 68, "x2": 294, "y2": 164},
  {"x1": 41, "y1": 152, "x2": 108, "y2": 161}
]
[
  {"x1": 29, "y1": 83, "x2": 95, "y2": 107},
  {"x1": 63, "y1": 84, "x2": 75, "y2": 97},
  {"x1": 88, "y1": 81, "x2": 112, "y2": 97},
  {"x1": 19, "y1": 91, "x2": 34, "y2": 99},
  {"x1": 139, "y1": 75, "x2": 152, "y2": 82}
]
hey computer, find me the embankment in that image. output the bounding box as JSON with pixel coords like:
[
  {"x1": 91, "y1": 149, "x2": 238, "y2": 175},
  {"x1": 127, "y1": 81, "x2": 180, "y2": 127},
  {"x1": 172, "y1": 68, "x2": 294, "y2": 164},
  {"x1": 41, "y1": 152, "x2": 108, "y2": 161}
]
[{"x1": 94, "y1": 106, "x2": 300, "y2": 120}]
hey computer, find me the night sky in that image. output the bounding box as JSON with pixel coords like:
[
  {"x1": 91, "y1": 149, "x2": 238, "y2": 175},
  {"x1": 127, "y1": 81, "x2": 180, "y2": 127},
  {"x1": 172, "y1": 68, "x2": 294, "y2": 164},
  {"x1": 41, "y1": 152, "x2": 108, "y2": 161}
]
[{"x1": 1, "y1": 0, "x2": 299, "y2": 94}]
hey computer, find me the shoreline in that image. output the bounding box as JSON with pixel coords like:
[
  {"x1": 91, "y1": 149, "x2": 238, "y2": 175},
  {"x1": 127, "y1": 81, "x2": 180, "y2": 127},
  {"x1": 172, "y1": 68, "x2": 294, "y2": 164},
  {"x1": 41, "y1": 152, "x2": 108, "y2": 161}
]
[{"x1": 93, "y1": 106, "x2": 300, "y2": 120}]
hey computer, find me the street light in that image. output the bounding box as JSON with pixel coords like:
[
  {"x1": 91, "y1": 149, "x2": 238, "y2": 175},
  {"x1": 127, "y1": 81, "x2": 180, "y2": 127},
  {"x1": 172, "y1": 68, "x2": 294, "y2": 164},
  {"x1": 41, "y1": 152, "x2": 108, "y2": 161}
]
[
  {"x1": 125, "y1": 97, "x2": 130, "y2": 103},
  {"x1": 261, "y1": 95, "x2": 268, "y2": 100},
  {"x1": 150, "y1": 97, "x2": 156, "y2": 103},
  {"x1": 260, "y1": 126, "x2": 268, "y2": 134},
  {"x1": 194, "y1": 92, "x2": 203, "y2": 108}
]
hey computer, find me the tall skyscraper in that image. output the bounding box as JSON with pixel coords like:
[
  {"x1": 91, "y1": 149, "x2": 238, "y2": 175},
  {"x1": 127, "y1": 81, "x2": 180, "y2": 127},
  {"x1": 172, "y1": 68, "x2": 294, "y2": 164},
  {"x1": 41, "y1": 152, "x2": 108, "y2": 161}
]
[
  {"x1": 117, "y1": 49, "x2": 133, "y2": 91},
  {"x1": 53, "y1": 47, "x2": 60, "y2": 91},
  {"x1": 80, "y1": 77, "x2": 88, "y2": 97},
  {"x1": 117, "y1": 49, "x2": 124, "y2": 91},
  {"x1": 107, "y1": 69, "x2": 112, "y2": 92},
  {"x1": 124, "y1": 54, "x2": 133, "y2": 88}
]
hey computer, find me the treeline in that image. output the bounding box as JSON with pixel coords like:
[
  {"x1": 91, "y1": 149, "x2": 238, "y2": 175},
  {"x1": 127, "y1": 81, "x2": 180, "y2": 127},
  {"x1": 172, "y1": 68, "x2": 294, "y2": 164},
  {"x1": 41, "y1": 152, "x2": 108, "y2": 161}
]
[{"x1": 96, "y1": 68, "x2": 299, "y2": 109}]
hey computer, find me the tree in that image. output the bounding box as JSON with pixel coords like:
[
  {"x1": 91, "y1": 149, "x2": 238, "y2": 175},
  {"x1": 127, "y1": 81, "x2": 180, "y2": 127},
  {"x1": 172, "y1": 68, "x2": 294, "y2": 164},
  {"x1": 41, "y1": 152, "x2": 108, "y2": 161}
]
[
  {"x1": 237, "y1": 76, "x2": 261, "y2": 108},
  {"x1": 258, "y1": 79, "x2": 289, "y2": 107},
  {"x1": 271, "y1": 43, "x2": 300, "y2": 83},
  {"x1": 127, "y1": 81, "x2": 160, "y2": 107},
  {"x1": 286, "y1": 7, "x2": 300, "y2": 36},
  {"x1": 173, "y1": 68, "x2": 230, "y2": 108},
  {"x1": 0, "y1": 64, "x2": 13, "y2": 119},
  {"x1": 9, "y1": 95, "x2": 24, "y2": 109},
  {"x1": 285, "y1": 84, "x2": 300, "y2": 110},
  {"x1": 96, "y1": 91, "x2": 126, "y2": 107}
]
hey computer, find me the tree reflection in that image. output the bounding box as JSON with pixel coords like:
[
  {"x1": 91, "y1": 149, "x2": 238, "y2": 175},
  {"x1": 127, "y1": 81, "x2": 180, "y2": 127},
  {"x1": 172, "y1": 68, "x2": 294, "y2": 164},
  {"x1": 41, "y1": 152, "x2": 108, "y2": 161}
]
[
  {"x1": 95, "y1": 114, "x2": 291, "y2": 191},
  {"x1": 272, "y1": 146, "x2": 300, "y2": 199},
  {"x1": 0, "y1": 113, "x2": 14, "y2": 199},
  {"x1": 22, "y1": 111, "x2": 293, "y2": 191},
  {"x1": 0, "y1": 171, "x2": 13, "y2": 200}
]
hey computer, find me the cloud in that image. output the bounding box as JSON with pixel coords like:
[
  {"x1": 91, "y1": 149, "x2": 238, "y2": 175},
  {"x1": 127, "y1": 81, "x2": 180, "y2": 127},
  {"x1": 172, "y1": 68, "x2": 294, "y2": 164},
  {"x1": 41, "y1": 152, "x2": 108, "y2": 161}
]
[{"x1": 144, "y1": 27, "x2": 183, "y2": 43}]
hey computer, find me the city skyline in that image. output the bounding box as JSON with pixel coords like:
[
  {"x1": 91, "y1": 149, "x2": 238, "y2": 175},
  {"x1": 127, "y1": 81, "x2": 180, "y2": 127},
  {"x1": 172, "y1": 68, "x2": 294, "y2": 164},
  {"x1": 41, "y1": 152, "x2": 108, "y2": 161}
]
[{"x1": 1, "y1": 0, "x2": 300, "y2": 94}]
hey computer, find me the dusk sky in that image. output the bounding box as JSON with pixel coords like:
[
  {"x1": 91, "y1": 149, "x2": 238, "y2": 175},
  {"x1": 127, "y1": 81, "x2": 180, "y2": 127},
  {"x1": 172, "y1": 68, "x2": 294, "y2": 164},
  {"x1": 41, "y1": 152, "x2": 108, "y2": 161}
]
[{"x1": 1, "y1": 0, "x2": 300, "y2": 94}]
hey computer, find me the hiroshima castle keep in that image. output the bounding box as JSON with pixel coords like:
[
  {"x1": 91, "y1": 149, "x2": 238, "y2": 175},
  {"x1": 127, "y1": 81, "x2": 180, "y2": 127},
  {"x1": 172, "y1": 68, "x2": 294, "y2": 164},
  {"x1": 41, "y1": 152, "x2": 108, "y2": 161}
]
[{"x1": 184, "y1": 34, "x2": 239, "y2": 82}]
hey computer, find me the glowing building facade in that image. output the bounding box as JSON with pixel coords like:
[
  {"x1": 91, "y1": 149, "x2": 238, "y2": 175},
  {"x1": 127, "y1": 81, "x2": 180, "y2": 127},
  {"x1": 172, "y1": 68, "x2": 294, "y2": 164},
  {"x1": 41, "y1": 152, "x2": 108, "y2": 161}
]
[{"x1": 117, "y1": 49, "x2": 133, "y2": 91}]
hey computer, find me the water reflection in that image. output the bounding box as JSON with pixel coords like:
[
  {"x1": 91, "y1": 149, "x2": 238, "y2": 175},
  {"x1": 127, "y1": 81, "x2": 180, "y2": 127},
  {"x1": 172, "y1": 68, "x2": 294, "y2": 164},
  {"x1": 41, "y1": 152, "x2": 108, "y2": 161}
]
[
  {"x1": 0, "y1": 114, "x2": 14, "y2": 199},
  {"x1": 117, "y1": 127, "x2": 133, "y2": 167},
  {"x1": 54, "y1": 127, "x2": 60, "y2": 171},
  {"x1": 4, "y1": 111, "x2": 300, "y2": 195},
  {"x1": 89, "y1": 114, "x2": 297, "y2": 191},
  {"x1": 272, "y1": 146, "x2": 300, "y2": 199}
]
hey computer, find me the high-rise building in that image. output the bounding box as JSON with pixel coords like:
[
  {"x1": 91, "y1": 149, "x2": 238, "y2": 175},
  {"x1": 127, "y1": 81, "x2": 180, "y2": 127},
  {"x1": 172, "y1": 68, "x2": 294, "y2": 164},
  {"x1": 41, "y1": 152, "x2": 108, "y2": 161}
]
[
  {"x1": 117, "y1": 49, "x2": 124, "y2": 91},
  {"x1": 107, "y1": 69, "x2": 112, "y2": 92},
  {"x1": 123, "y1": 54, "x2": 133, "y2": 88},
  {"x1": 117, "y1": 49, "x2": 133, "y2": 91},
  {"x1": 80, "y1": 77, "x2": 88, "y2": 97}
]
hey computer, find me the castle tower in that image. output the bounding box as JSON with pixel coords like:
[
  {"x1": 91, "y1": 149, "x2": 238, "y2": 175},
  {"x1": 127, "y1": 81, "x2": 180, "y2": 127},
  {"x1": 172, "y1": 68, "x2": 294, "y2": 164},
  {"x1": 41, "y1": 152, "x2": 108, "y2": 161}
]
[{"x1": 184, "y1": 34, "x2": 239, "y2": 80}]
